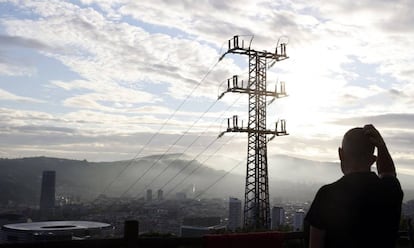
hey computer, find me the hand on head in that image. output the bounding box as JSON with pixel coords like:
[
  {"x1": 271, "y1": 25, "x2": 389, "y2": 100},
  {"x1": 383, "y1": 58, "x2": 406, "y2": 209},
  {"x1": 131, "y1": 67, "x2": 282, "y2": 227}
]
[
  {"x1": 363, "y1": 124, "x2": 385, "y2": 148},
  {"x1": 363, "y1": 124, "x2": 395, "y2": 177}
]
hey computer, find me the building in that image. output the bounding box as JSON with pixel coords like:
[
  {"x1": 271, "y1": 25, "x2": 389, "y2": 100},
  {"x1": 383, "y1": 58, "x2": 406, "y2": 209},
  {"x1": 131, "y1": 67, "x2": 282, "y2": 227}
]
[
  {"x1": 39, "y1": 171, "x2": 56, "y2": 218},
  {"x1": 1, "y1": 221, "x2": 111, "y2": 243},
  {"x1": 271, "y1": 206, "x2": 285, "y2": 230},
  {"x1": 146, "y1": 189, "x2": 152, "y2": 202},
  {"x1": 228, "y1": 197, "x2": 242, "y2": 231},
  {"x1": 181, "y1": 217, "x2": 224, "y2": 237},
  {"x1": 293, "y1": 210, "x2": 305, "y2": 231},
  {"x1": 157, "y1": 189, "x2": 163, "y2": 201}
]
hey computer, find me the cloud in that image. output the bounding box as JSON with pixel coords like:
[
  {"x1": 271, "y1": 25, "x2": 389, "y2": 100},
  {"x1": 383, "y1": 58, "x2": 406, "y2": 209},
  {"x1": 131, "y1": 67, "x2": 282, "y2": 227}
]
[
  {"x1": 117, "y1": 0, "x2": 318, "y2": 50},
  {"x1": 0, "y1": 50, "x2": 37, "y2": 77},
  {"x1": 2, "y1": 0, "x2": 244, "y2": 105},
  {"x1": 332, "y1": 113, "x2": 414, "y2": 130},
  {"x1": 12, "y1": 125, "x2": 75, "y2": 134},
  {"x1": 0, "y1": 104, "x2": 225, "y2": 145},
  {"x1": 0, "y1": 62, "x2": 36, "y2": 76},
  {"x1": 60, "y1": 89, "x2": 159, "y2": 111},
  {"x1": 0, "y1": 115, "x2": 225, "y2": 162},
  {"x1": 0, "y1": 34, "x2": 50, "y2": 50},
  {"x1": 1, "y1": 0, "x2": 414, "y2": 173},
  {"x1": 0, "y1": 88, "x2": 43, "y2": 103}
]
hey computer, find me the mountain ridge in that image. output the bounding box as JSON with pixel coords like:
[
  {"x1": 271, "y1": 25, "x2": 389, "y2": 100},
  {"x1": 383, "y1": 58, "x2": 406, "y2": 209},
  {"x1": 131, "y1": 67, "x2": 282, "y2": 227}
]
[{"x1": 1, "y1": 155, "x2": 413, "y2": 205}]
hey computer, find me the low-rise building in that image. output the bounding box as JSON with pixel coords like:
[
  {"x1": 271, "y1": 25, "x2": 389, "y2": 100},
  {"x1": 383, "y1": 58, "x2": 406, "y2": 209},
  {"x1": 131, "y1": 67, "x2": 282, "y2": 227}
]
[{"x1": 2, "y1": 221, "x2": 111, "y2": 243}]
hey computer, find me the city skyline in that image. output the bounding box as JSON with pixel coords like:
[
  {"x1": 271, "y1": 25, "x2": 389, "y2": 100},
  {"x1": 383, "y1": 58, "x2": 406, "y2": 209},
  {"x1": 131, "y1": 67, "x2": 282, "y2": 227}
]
[{"x1": 1, "y1": 1, "x2": 414, "y2": 179}]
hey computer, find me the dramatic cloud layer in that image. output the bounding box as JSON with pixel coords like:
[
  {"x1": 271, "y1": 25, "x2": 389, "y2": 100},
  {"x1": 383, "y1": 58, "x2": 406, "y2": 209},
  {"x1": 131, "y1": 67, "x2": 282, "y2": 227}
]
[{"x1": 1, "y1": 0, "x2": 414, "y2": 187}]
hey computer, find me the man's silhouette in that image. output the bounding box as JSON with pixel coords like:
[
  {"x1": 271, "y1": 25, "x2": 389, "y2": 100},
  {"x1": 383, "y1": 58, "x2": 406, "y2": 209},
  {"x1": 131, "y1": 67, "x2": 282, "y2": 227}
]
[{"x1": 305, "y1": 124, "x2": 403, "y2": 248}]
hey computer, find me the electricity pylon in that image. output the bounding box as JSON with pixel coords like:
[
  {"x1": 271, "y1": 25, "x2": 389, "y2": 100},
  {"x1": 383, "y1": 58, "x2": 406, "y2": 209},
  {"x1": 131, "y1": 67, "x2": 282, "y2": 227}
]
[{"x1": 218, "y1": 35, "x2": 288, "y2": 230}]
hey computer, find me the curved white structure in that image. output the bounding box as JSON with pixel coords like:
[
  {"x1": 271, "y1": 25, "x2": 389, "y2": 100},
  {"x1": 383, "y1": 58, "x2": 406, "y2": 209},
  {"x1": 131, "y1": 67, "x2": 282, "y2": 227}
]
[{"x1": 2, "y1": 221, "x2": 111, "y2": 243}]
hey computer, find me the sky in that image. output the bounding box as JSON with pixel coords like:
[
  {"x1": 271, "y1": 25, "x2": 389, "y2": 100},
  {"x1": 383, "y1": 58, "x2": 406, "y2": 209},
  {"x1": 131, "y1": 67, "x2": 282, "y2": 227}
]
[{"x1": 1, "y1": 0, "x2": 414, "y2": 178}]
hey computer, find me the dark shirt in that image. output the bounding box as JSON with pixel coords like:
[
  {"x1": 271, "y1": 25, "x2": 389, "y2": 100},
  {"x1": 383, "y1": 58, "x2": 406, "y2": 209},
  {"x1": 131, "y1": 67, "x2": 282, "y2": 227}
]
[{"x1": 305, "y1": 172, "x2": 403, "y2": 248}]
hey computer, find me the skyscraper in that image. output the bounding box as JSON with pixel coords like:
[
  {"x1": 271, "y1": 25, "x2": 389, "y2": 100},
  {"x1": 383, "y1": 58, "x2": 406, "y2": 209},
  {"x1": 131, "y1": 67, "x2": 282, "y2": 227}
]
[
  {"x1": 271, "y1": 206, "x2": 285, "y2": 230},
  {"x1": 39, "y1": 171, "x2": 56, "y2": 217},
  {"x1": 157, "y1": 189, "x2": 163, "y2": 201},
  {"x1": 228, "y1": 197, "x2": 242, "y2": 231},
  {"x1": 146, "y1": 189, "x2": 152, "y2": 202},
  {"x1": 293, "y1": 210, "x2": 305, "y2": 231}
]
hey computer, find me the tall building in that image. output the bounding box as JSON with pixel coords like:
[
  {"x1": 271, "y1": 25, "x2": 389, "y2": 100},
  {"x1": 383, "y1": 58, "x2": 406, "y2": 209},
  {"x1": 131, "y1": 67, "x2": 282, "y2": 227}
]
[
  {"x1": 146, "y1": 189, "x2": 152, "y2": 202},
  {"x1": 293, "y1": 210, "x2": 305, "y2": 231},
  {"x1": 271, "y1": 206, "x2": 285, "y2": 230},
  {"x1": 228, "y1": 197, "x2": 242, "y2": 231},
  {"x1": 39, "y1": 171, "x2": 55, "y2": 217},
  {"x1": 157, "y1": 189, "x2": 163, "y2": 201}
]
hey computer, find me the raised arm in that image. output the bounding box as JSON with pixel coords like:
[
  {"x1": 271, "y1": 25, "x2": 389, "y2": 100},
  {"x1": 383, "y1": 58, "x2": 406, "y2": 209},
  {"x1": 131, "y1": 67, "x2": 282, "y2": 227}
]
[{"x1": 363, "y1": 124, "x2": 396, "y2": 177}]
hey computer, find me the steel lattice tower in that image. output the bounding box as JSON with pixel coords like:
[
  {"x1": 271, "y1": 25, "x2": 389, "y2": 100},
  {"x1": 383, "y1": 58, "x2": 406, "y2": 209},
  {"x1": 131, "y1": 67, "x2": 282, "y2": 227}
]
[{"x1": 218, "y1": 35, "x2": 288, "y2": 230}]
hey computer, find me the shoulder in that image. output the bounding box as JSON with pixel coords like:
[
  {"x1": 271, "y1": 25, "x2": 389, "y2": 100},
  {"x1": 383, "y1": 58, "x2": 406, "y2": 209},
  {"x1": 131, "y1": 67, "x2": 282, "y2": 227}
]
[
  {"x1": 317, "y1": 177, "x2": 345, "y2": 194},
  {"x1": 305, "y1": 182, "x2": 341, "y2": 229},
  {"x1": 320, "y1": 176, "x2": 345, "y2": 191},
  {"x1": 313, "y1": 184, "x2": 330, "y2": 199},
  {"x1": 379, "y1": 176, "x2": 403, "y2": 195},
  {"x1": 312, "y1": 181, "x2": 340, "y2": 204}
]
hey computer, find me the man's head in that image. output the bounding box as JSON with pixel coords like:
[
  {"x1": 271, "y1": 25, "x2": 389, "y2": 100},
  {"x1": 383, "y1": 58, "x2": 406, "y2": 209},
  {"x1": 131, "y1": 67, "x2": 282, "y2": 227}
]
[{"x1": 339, "y1": 127, "x2": 376, "y2": 174}]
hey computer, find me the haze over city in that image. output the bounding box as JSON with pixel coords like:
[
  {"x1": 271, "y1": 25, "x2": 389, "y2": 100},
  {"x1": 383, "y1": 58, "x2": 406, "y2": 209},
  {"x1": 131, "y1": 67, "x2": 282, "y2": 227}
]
[{"x1": 1, "y1": 0, "x2": 414, "y2": 192}]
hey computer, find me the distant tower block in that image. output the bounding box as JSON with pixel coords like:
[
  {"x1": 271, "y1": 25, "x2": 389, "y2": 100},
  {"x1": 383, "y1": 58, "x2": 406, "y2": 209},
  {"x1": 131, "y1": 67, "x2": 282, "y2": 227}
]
[
  {"x1": 293, "y1": 210, "x2": 305, "y2": 231},
  {"x1": 271, "y1": 206, "x2": 285, "y2": 230},
  {"x1": 157, "y1": 189, "x2": 163, "y2": 201},
  {"x1": 228, "y1": 197, "x2": 242, "y2": 231},
  {"x1": 39, "y1": 171, "x2": 56, "y2": 217},
  {"x1": 146, "y1": 189, "x2": 153, "y2": 202}
]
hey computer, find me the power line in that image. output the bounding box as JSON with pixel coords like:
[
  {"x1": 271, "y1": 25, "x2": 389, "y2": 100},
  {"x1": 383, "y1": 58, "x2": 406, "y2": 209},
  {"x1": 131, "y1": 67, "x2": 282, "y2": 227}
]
[
  {"x1": 137, "y1": 91, "x2": 245, "y2": 196},
  {"x1": 137, "y1": 124, "x2": 216, "y2": 197},
  {"x1": 164, "y1": 133, "x2": 237, "y2": 197},
  {"x1": 120, "y1": 99, "x2": 219, "y2": 197},
  {"x1": 100, "y1": 37, "x2": 241, "y2": 198},
  {"x1": 99, "y1": 58, "x2": 222, "y2": 197},
  {"x1": 193, "y1": 159, "x2": 243, "y2": 199},
  {"x1": 161, "y1": 94, "x2": 246, "y2": 198},
  {"x1": 161, "y1": 91, "x2": 245, "y2": 196},
  {"x1": 154, "y1": 93, "x2": 244, "y2": 196},
  {"x1": 160, "y1": 95, "x2": 245, "y2": 198},
  {"x1": 157, "y1": 134, "x2": 218, "y2": 191}
]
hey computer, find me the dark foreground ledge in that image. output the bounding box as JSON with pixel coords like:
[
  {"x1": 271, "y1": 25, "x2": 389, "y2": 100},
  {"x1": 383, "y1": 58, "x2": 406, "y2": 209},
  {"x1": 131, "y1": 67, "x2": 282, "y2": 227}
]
[
  {"x1": 0, "y1": 219, "x2": 412, "y2": 248},
  {"x1": 0, "y1": 231, "x2": 304, "y2": 248}
]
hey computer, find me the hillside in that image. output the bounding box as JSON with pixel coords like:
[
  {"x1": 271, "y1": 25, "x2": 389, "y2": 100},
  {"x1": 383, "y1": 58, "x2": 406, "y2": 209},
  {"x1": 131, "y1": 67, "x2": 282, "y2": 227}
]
[
  {"x1": 1, "y1": 155, "x2": 412, "y2": 205},
  {"x1": 0, "y1": 155, "x2": 235, "y2": 205}
]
